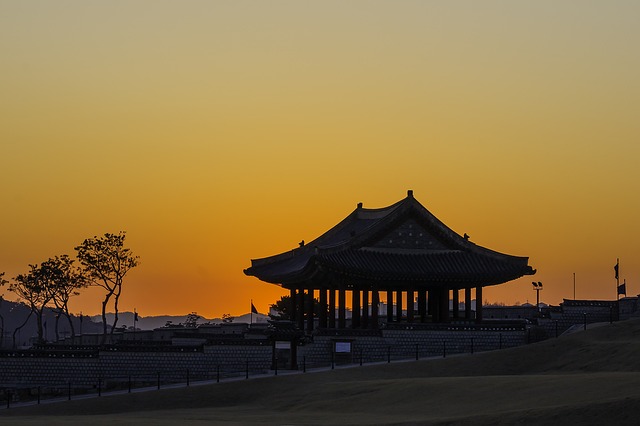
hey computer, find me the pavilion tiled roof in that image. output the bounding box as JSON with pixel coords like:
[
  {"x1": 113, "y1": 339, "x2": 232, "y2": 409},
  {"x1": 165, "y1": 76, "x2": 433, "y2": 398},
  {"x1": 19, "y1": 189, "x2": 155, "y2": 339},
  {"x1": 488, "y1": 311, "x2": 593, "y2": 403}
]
[
  {"x1": 317, "y1": 249, "x2": 531, "y2": 286},
  {"x1": 244, "y1": 191, "x2": 535, "y2": 288}
]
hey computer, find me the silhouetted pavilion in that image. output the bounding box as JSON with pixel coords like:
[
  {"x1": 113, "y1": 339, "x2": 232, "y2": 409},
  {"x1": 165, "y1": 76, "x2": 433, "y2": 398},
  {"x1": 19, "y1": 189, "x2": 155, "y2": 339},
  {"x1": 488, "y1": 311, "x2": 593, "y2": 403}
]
[{"x1": 245, "y1": 191, "x2": 535, "y2": 332}]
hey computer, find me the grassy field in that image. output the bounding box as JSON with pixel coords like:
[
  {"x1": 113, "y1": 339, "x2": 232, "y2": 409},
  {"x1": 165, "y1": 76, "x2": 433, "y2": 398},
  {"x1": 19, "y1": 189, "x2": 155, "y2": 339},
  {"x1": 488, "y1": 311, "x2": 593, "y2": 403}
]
[{"x1": 3, "y1": 319, "x2": 640, "y2": 425}]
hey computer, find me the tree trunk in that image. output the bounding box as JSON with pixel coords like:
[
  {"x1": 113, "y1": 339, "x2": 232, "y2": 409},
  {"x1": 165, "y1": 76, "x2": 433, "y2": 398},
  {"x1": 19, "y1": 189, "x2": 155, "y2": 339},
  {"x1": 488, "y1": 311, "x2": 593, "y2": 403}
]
[
  {"x1": 110, "y1": 284, "x2": 122, "y2": 336},
  {"x1": 64, "y1": 311, "x2": 75, "y2": 338},
  {"x1": 35, "y1": 309, "x2": 44, "y2": 344},
  {"x1": 13, "y1": 311, "x2": 32, "y2": 349},
  {"x1": 60, "y1": 299, "x2": 76, "y2": 339},
  {"x1": 101, "y1": 291, "x2": 113, "y2": 344},
  {"x1": 54, "y1": 312, "x2": 61, "y2": 342}
]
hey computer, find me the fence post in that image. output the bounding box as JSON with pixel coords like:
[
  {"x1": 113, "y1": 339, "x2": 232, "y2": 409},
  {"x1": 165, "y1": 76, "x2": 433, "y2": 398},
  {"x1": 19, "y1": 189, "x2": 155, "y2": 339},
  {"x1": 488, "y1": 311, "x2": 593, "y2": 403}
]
[{"x1": 610, "y1": 306, "x2": 613, "y2": 324}]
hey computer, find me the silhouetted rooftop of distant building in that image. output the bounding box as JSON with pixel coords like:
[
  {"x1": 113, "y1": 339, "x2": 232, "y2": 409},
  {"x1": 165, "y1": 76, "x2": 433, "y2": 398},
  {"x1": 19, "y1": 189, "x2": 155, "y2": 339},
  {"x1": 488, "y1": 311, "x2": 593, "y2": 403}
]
[{"x1": 245, "y1": 190, "x2": 535, "y2": 289}]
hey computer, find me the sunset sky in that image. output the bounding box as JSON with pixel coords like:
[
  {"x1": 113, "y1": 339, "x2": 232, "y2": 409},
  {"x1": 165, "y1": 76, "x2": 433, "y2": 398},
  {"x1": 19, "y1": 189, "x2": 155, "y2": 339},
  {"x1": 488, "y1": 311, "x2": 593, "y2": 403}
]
[{"x1": 1, "y1": 1, "x2": 639, "y2": 319}]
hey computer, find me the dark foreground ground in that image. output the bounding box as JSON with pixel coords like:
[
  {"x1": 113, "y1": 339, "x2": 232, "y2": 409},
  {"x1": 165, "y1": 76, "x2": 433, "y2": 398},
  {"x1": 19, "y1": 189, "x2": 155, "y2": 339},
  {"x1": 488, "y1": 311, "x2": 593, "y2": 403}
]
[{"x1": 3, "y1": 318, "x2": 640, "y2": 425}]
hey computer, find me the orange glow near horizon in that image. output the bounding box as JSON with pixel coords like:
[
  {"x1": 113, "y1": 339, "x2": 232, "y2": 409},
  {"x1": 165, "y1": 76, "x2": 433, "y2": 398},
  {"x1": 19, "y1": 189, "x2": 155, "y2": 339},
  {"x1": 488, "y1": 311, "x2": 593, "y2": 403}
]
[{"x1": 1, "y1": 2, "x2": 639, "y2": 318}]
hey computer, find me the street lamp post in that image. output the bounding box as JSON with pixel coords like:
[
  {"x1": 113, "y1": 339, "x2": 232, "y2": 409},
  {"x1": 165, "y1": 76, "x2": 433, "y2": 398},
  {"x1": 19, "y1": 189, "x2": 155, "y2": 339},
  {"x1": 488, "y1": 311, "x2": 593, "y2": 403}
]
[{"x1": 532, "y1": 282, "x2": 543, "y2": 312}]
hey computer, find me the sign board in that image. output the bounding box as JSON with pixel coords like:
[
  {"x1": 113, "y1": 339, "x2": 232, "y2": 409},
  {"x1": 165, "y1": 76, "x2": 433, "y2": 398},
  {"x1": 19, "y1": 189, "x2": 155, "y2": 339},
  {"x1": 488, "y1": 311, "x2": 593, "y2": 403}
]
[
  {"x1": 334, "y1": 341, "x2": 352, "y2": 353},
  {"x1": 275, "y1": 341, "x2": 290, "y2": 350}
]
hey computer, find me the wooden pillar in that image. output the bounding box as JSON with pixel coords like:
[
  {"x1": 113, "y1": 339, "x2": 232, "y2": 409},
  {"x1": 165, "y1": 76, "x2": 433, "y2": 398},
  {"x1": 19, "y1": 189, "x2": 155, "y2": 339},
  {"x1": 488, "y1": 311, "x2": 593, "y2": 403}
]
[
  {"x1": 452, "y1": 289, "x2": 459, "y2": 319},
  {"x1": 338, "y1": 287, "x2": 346, "y2": 329},
  {"x1": 319, "y1": 288, "x2": 327, "y2": 328},
  {"x1": 406, "y1": 289, "x2": 414, "y2": 323},
  {"x1": 396, "y1": 290, "x2": 403, "y2": 322},
  {"x1": 290, "y1": 339, "x2": 298, "y2": 370},
  {"x1": 328, "y1": 288, "x2": 336, "y2": 328},
  {"x1": 465, "y1": 287, "x2": 472, "y2": 320},
  {"x1": 444, "y1": 289, "x2": 451, "y2": 322},
  {"x1": 429, "y1": 289, "x2": 439, "y2": 322},
  {"x1": 386, "y1": 290, "x2": 394, "y2": 323},
  {"x1": 306, "y1": 289, "x2": 314, "y2": 333},
  {"x1": 371, "y1": 290, "x2": 379, "y2": 329},
  {"x1": 439, "y1": 289, "x2": 449, "y2": 322},
  {"x1": 476, "y1": 286, "x2": 483, "y2": 322},
  {"x1": 418, "y1": 290, "x2": 427, "y2": 323},
  {"x1": 362, "y1": 289, "x2": 369, "y2": 329},
  {"x1": 296, "y1": 288, "x2": 304, "y2": 330},
  {"x1": 290, "y1": 288, "x2": 297, "y2": 322},
  {"x1": 352, "y1": 288, "x2": 361, "y2": 329}
]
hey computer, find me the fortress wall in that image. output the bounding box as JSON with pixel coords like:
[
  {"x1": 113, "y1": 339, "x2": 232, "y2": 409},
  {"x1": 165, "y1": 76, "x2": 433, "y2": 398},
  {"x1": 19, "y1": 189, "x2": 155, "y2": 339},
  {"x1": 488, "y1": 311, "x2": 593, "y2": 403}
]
[
  {"x1": 538, "y1": 304, "x2": 617, "y2": 338},
  {"x1": 1, "y1": 327, "x2": 526, "y2": 389},
  {"x1": 299, "y1": 328, "x2": 526, "y2": 366},
  {"x1": 1, "y1": 355, "x2": 100, "y2": 388},
  {"x1": 0, "y1": 344, "x2": 272, "y2": 389}
]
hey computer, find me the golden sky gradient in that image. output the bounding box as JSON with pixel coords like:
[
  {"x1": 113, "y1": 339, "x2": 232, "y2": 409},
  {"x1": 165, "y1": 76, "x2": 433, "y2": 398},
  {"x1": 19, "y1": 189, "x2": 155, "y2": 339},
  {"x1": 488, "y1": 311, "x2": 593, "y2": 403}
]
[{"x1": 1, "y1": 1, "x2": 639, "y2": 318}]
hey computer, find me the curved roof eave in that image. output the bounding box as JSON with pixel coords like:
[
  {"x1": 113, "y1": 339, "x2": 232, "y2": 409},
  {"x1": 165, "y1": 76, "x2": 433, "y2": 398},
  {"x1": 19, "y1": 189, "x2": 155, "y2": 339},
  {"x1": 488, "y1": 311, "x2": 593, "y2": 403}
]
[{"x1": 244, "y1": 191, "x2": 536, "y2": 285}]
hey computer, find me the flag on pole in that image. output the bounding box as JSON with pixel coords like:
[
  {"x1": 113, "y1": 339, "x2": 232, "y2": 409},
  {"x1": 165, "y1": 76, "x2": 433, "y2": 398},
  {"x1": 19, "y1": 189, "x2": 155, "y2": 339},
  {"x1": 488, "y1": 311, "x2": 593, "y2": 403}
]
[
  {"x1": 250, "y1": 300, "x2": 258, "y2": 325},
  {"x1": 614, "y1": 259, "x2": 619, "y2": 280},
  {"x1": 618, "y1": 280, "x2": 626, "y2": 296}
]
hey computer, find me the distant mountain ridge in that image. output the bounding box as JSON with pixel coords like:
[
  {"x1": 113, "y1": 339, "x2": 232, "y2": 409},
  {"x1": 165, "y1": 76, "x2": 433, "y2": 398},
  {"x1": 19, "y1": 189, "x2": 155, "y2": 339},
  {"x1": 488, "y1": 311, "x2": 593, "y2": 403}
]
[
  {"x1": 0, "y1": 300, "x2": 102, "y2": 348},
  {"x1": 91, "y1": 311, "x2": 270, "y2": 331},
  {"x1": 0, "y1": 299, "x2": 269, "y2": 348}
]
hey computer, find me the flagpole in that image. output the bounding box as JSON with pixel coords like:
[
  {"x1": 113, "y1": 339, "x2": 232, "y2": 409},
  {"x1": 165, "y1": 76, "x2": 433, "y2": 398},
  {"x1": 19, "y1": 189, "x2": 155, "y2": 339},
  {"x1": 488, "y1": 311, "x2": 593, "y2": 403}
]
[
  {"x1": 616, "y1": 258, "x2": 620, "y2": 301},
  {"x1": 250, "y1": 299, "x2": 253, "y2": 325}
]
